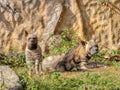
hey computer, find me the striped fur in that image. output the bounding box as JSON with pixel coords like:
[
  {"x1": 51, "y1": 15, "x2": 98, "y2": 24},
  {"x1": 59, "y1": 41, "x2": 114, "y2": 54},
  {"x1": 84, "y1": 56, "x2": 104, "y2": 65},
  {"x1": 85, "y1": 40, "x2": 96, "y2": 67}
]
[{"x1": 25, "y1": 32, "x2": 43, "y2": 75}]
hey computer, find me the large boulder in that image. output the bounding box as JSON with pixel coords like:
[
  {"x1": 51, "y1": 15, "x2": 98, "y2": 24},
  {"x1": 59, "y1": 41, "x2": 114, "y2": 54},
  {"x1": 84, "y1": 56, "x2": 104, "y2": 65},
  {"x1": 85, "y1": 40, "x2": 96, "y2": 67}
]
[{"x1": 0, "y1": 66, "x2": 23, "y2": 90}]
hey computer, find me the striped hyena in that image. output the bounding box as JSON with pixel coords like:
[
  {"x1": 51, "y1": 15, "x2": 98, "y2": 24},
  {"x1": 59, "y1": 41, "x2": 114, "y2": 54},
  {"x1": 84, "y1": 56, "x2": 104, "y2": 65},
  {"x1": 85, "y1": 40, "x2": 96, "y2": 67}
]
[
  {"x1": 42, "y1": 39, "x2": 99, "y2": 72},
  {"x1": 25, "y1": 31, "x2": 43, "y2": 75},
  {"x1": 55, "y1": 39, "x2": 99, "y2": 71}
]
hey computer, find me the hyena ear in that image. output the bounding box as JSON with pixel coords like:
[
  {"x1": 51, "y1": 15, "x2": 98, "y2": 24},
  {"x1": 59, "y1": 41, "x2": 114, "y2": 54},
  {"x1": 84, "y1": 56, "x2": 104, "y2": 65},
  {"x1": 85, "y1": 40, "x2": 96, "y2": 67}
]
[
  {"x1": 90, "y1": 35, "x2": 95, "y2": 43},
  {"x1": 80, "y1": 40, "x2": 87, "y2": 46},
  {"x1": 24, "y1": 30, "x2": 29, "y2": 37},
  {"x1": 33, "y1": 30, "x2": 38, "y2": 36}
]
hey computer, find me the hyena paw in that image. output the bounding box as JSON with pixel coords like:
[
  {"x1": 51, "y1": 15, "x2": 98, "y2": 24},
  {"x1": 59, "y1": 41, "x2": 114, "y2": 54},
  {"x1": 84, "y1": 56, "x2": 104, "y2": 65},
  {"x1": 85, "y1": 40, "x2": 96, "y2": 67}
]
[{"x1": 80, "y1": 66, "x2": 88, "y2": 70}]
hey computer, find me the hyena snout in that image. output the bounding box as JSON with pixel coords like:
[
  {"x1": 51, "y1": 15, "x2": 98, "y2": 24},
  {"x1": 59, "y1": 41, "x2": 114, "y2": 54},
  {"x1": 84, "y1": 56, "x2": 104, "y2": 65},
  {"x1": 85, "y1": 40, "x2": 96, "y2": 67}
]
[
  {"x1": 29, "y1": 38, "x2": 36, "y2": 43},
  {"x1": 90, "y1": 45, "x2": 99, "y2": 55}
]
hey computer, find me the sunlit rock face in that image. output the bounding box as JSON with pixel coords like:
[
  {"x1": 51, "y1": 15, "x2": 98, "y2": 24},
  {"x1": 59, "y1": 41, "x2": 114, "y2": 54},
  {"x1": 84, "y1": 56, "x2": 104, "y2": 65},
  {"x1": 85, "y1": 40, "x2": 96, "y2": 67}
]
[
  {"x1": 82, "y1": 0, "x2": 120, "y2": 50},
  {"x1": 0, "y1": 0, "x2": 119, "y2": 53}
]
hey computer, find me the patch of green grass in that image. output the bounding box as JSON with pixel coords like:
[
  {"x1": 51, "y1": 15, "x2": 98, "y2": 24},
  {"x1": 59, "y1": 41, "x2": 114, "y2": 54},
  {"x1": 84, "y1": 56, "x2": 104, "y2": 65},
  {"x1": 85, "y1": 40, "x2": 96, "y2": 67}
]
[
  {"x1": 14, "y1": 68, "x2": 120, "y2": 90},
  {"x1": 112, "y1": 61, "x2": 120, "y2": 69},
  {"x1": 0, "y1": 49, "x2": 120, "y2": 90},
  {"x1": 0, "y1": 53, "x2": 26, "y2": 67},
  {"x1": 91, "y1": 49, "x2": 120, "y2": 65},
  {"x1": 107, "y1": 49, "x2": 120, "y2": 54},
  {"x1": 45, "y1": 29, "x2": 78, "y2": 56}
]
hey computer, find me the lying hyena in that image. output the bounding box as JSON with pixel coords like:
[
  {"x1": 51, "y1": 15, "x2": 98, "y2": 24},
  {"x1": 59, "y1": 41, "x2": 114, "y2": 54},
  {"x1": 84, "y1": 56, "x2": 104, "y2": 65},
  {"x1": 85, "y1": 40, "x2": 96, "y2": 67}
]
[
  {"x1": 25, "y1": 31, "x2": 43, "y2": 75},
  {"x1": 42, "y1": 39, "x2": 99, "y2": 72}
]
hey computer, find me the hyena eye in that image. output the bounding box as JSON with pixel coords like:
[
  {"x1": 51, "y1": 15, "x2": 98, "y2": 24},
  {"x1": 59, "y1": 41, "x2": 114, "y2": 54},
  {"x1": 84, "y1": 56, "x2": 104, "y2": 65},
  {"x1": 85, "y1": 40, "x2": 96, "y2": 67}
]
[
  {"x1": 94, "y1": 45, "x2": 98, "y2": 48},
  {"x1": 33, "y1": 37, "x2": 36, "y2": 39},
  {"x1": 89, "y1": 47, "x2": 92, "y2": 50},
  {"x1": 28, "y1": 38, "x2": 31, "y2": 40}
]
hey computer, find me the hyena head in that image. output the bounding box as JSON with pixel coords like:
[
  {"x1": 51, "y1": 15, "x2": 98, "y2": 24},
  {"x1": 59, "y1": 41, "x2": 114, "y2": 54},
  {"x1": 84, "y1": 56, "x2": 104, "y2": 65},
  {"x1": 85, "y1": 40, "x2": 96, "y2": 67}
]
[
  {"x1": 26, "y1": 31, "x2": 38, "y2": 50},
  {"x1": 85, "y1": 39, "x2": 99, "y2": 56}
]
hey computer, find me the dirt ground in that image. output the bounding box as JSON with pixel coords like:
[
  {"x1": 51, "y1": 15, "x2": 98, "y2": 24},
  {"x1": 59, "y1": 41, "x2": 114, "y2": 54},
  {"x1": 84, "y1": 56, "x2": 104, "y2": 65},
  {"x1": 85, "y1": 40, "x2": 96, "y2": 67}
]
[{"x1": 61, "y1": 64, "x2": 120, "y2": 78}]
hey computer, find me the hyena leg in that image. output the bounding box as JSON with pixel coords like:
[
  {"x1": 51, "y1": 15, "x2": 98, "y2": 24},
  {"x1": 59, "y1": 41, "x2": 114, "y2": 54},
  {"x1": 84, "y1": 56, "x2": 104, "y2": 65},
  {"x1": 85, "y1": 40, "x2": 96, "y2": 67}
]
[
  {"x1": 76, "y1": 61, "x2": 88, "y2": 70},
  {"x1": 80, "y1": 61, "x2": 88, "y2": 70},
  {"x1": 35, "y1": 60, "x2": 43, "y2": 75},
  {"x1": 39, "y1": 62, "x2": 43, "y2": 74},
  {"x1": 76, "y1": 64, "x2": 81, "y2": 71},
  {"x1": 35, "y1": 59, "x2": 40, "y2": 75}
]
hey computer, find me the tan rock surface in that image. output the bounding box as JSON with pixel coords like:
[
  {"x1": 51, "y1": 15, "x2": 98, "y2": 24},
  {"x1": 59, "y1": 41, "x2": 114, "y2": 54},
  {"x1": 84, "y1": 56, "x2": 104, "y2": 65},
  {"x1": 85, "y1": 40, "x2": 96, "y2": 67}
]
[{"x1": 0, "y1": 0, "x2": 119, "y2": 53}]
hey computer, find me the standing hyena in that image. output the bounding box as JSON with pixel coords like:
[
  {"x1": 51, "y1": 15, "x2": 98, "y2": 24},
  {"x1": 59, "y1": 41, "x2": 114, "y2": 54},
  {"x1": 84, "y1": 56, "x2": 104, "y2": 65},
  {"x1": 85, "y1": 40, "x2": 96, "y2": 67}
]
[
  {"x1": 25, "y1": 31, "x2": 43, "y2": 75},
  {"x1": 42, "y1": 39, "x2": 99, "y2": 72}
]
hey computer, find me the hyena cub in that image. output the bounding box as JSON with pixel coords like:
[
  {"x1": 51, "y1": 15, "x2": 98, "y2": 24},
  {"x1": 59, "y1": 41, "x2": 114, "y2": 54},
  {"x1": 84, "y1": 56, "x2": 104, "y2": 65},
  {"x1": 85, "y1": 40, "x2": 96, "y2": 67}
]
[
  {"x1": 55, "y1": 39, "x2": 99, "y2": 71},
  {"x1": 25, "y1": 31, "x2": 43, "y2": 75}
]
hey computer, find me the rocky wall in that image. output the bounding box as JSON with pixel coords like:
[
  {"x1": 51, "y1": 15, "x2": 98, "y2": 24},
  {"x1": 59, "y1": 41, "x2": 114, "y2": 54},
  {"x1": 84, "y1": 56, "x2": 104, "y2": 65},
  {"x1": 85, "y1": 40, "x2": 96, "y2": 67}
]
[
  {"x1": 82, "y1": 0, "x2": 120, "y2": 50},
  {"x1": 0, "y1": 0, "x2": 119, "y2": 53}
]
